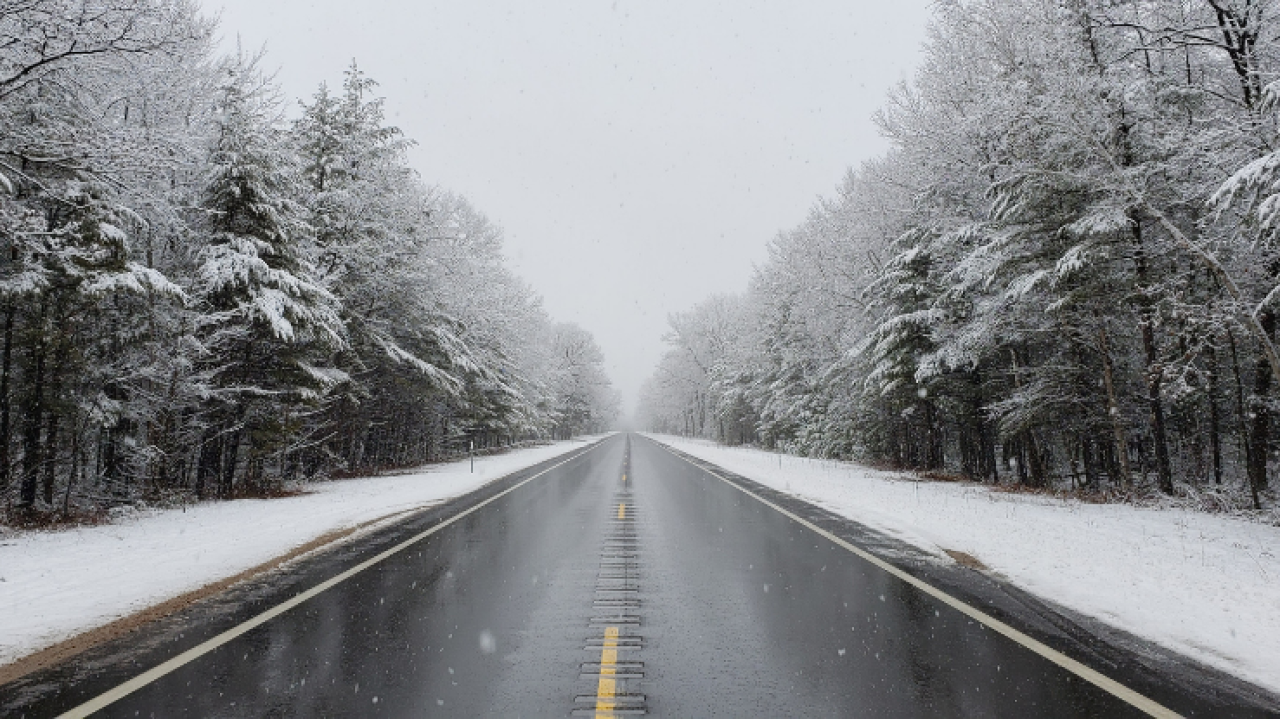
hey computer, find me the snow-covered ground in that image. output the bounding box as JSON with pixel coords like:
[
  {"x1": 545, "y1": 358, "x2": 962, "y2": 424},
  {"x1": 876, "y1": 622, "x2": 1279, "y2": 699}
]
[
  {"x1": 0, "y1": 436, "x2": 608, "y2": 668},
  {"x1": 648, "y1": 434, "x2": 1280, "y2": 695}
]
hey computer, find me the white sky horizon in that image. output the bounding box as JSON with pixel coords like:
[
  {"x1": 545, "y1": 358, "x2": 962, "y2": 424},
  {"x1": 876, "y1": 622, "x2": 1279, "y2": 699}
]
[{"x1": 209, "y1": 0, "x2": 933, "y2": 418}]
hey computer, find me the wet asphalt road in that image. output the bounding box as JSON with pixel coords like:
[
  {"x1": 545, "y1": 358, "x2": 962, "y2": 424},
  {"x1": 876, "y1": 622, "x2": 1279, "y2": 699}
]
[{"x1": 6, "y1": 433, "x2": 1279, "y2": 717}]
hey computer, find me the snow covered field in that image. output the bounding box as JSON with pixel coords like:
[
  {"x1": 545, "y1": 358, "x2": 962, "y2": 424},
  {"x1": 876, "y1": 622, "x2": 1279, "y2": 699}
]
[
  {"x1": 0, "y1": 436, "x2": 607, "y2": 668},
  {"x1": 648, "y1": 434, "x2": 1280, "y2": 695}
]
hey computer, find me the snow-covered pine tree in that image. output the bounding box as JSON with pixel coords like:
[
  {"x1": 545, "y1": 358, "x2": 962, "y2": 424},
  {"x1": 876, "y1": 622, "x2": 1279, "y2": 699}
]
[{"x1": 194, "y1": 51, "x2": 345, "y2": 497}]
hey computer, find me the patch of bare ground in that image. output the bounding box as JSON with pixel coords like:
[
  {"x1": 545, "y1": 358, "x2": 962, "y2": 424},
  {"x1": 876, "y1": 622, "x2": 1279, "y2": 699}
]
[
  {"x1": 918, "y1": 470, "x2": 970, "y2": 483},
  {"x1": 1, "y1": 506, "x2": 114, "y2": 532},
  {"x1": 989, "y1": 482, "x2": 1145, "y2": 504},
  {"x1": 987, "y1": 481, "x2": 1278, "y2": 522},
  {"x1": 1, "y1": 487, "x2": 312, "y2": 534},
  {"x1": 223, "y1": 484, "x2": 311, "y2": 500},
  {"x1": 943, "y1": 549, "x2": 988, "y2": 571},
  {"x1": 0, "y1": 507, "x2": 418, "y2": 686}
]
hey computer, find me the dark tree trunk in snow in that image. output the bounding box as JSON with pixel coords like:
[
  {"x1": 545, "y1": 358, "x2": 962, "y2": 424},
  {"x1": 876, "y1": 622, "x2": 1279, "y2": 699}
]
[
  {"x1": 1142, "y1": 320, "x2": 1174, "y2": 494},
  {"x1": 1096, "y1": 319, "x2": 1132, "y2": 484},
  {"x1": 0, "y1": 304, "x2": 13, "y2": 492},
  {"x1": 1207, "y1": 343, "x2": 1224, "y2": 484},
  {"x1": 42, "y1": 414, "x2": 59, "y2": 505},
  {"x1": 1132, "y1": 224, "x2": 1174, "y2": 494},
  {"x1": 923, "y1": 398, "x2": 944, "y2": 471},
  {"x1": 41, "y1": 333, "x2": 69, "y2": 505},
  {"x1": 196, "y1": 426, "x2": 221, "y2": 501},
  {"x1": 1229, "y1": 329, "x2": 1251, "y2": 470},
  {"x1": 18, "y1": 301, "x2": 47, "y2": 508},
  {"x1": 1247, "y1": 310, "x2": 1273, "y2": 505}
]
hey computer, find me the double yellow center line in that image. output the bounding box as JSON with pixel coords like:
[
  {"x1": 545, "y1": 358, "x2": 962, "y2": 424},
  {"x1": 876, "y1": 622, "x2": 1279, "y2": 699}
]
[
  {"x1": 594, "y1": 625, "x2": 620, "y2": 717},
  {"x1": 595, "y1": 497, "x2": 631, "y2": 717}
]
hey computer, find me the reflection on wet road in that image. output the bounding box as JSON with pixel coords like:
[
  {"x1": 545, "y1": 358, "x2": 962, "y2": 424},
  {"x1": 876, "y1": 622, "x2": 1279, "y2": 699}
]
[{"x1": 18, "y1": 434, "x2": 1274, "y2": 716}]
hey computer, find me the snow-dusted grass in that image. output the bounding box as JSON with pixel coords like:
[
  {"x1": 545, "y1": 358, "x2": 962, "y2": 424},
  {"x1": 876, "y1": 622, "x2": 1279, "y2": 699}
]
[
  {"x1": 0, "y1": 436, "x2": 608, "y2": 667},
  {"x1": 649, "y1": 434, "x2": 1280, "y2": 695}
]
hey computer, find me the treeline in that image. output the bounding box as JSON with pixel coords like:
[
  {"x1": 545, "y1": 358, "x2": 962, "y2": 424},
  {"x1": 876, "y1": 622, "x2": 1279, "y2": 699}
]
[
  {"x1": 0, "y1": 1, "x2": 618, "y2": 516},
  {"x1": 640, "y1": 0, "x2": 1280, "y2": 508}
]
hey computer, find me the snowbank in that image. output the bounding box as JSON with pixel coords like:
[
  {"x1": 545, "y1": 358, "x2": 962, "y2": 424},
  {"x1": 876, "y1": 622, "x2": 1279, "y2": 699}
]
[
  {"x1": 648, "y1": 434, "x2": 1280, "y2": 695},
  {"x1": 0, "y1": 436, "x2": 608, "y2": 667}
]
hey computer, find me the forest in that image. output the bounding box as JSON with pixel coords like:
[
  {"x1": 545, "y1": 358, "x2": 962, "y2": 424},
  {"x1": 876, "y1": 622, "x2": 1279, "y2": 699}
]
[
  {"x1": 640, "y1": 0, "x2": 1280, "y2": 510},
  {"x1": 0, "y1": 1, "x2": 618, "y2": 519}
]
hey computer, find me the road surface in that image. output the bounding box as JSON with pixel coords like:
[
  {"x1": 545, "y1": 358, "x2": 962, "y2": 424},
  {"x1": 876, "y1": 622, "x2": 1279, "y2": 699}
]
[{"x1": 3, "y1": 434, "x2": 1276, "y2": 716}]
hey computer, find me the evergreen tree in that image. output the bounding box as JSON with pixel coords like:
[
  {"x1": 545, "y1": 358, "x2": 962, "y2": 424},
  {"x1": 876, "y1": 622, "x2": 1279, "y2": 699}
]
[{"x1": 194, "y1": 52, "x2": 345, "y2": 496}]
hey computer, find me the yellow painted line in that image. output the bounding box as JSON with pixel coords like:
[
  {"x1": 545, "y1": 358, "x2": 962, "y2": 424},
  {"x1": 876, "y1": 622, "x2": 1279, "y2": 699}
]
[
  {"x1": 646, "y1": 438, "x2": 1181, "y2": 719},
  {"x1": 57, "y1": 439, "x2": 612, "y2": 719},
  {"x1": 595, "y1": 625, "x2": 620, "y2": 717},
  {"x1": 617, "y1": 502, "x2": 626, "y2": 520},
  {"x1": 622, "y1": 473, "x2": 627, "y2": 482}
]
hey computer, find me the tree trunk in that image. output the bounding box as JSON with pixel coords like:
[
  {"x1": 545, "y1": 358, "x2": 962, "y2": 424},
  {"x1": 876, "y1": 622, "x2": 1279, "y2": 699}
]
[
  {"x1": 101, "y1": 419, "x2": 132, "y2": 498},
  {"x1": 1228, "y1": 329, "x2": 1251, "y2": 470},
  {"x1": 221, "y1": 426, "x2": 241, "y2": 497},
  {"x1": 1207, "y1": 342, "x2": 1224, "y2": 484},
  {"x1": 41, "y1": 413, "x2": 59, "y2": 505},
  {"x1": 1027, "y1": 431, "x2": 1049, "y2": 488},
  {"x1": 1132, "y1": 224, "x2": 1174, "y2": 494},
  {"x1": 923, "y1": 397, "x2": 944, "y2": 470},
  {"x1": 1082, "y1": 436, "x2": 1101, "y2": 487},
  {"x1": 41, "y1": 333, "x2": 69, "y2": 505},
  {"x1": 1096, "y1": 320, "x2": 1132, "y2": 484},
  {"x1": 0, "y1": 303, "x2": 13, "y2": 492},
  {"x1": 981, "y1": 382, "x2": 998, "y2": 482},
  {"x1": 1142, "y1": 320, "x2": 1174, "y2": 494},
  {"x1": 18, "y1": 301, "x2": 47, "y2": 508},
  {"x1": 195, "y1": 423, "x2": 221, "y2": 501},
  {"x1": 1247, "y1": 310, "x2": 1274, "y2": 505},
  {"x1": 62, "y1": 422, "x2": 80, "y2": 515}
]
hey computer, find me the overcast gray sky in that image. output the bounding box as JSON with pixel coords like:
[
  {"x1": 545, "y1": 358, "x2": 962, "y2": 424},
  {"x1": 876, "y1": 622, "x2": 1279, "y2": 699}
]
[{"x1": 210, "y1": 0, "x2": 933, "y2": 417}]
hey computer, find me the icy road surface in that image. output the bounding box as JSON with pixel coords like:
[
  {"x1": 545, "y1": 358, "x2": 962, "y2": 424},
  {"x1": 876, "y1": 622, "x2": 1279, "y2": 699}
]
[
  {"x1": 0, "y1": 437, "x2": 609, "y2": 669},
  {"x1": 650, "y1": 434, "x2": 1280, "y2": 700},
  {"x1": 2, "y1": 434, "x2": 1275, "y2": 716}
]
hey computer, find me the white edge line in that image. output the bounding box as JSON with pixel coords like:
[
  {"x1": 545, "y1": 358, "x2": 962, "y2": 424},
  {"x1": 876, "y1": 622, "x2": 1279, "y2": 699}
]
[
  {"x1": 645, "y1": 436, "x2": 1181, "y2": 719},
  {"x1": 58, "y1": 438, "x2": 609, "y2": 718}
]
